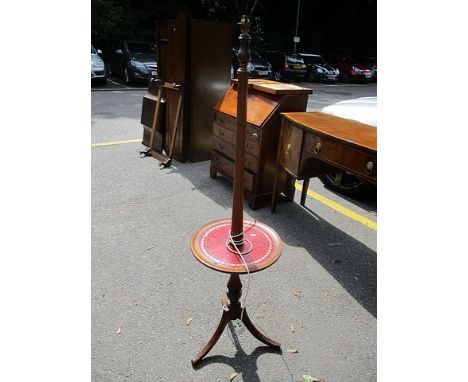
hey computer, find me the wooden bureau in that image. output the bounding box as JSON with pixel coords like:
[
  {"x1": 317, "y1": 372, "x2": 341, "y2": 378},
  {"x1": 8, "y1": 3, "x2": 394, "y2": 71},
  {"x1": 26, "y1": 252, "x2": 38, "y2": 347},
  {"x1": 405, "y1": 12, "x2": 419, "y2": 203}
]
[
  {"x1": 272, "y1": 111, "x2": 377, "y2": 211},
  {"x1": 210, "y1": 80, "x2": 312, "y2": 210}
]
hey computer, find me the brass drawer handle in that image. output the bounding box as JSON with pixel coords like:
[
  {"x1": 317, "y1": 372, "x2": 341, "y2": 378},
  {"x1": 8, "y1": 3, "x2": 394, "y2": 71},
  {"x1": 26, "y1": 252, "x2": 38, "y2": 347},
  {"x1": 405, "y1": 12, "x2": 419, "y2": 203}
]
[
  {"x1": 286, "y1": 143, "x2": 291, "y2": 155},
  {"x1": 313, "y1": 142, "x2": 321, "y2": 154},
  {"x1": 219, "y1": 130, "x2": 225, "y2": 136},
  {"x1": 366, "y1": 161, "x2": 374, "y2": 175},
  {"x1": 251, "y1": 132, "x2": 259, "y2": 140}
]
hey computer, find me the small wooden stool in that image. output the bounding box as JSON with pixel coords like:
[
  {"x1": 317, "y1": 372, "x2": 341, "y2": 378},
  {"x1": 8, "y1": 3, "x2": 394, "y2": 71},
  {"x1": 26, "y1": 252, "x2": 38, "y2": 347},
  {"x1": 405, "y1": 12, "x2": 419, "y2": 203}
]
[{"x1": 190, "y1": 218, "x2": 282, "y2": 366}]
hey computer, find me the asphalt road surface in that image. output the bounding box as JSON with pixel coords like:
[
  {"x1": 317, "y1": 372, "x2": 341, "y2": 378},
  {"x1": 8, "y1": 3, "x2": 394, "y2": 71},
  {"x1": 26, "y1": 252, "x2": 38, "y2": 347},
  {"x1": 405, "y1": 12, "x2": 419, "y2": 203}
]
[{"x1": 92, "y1": 81, "x2": 377, "y2": 381}]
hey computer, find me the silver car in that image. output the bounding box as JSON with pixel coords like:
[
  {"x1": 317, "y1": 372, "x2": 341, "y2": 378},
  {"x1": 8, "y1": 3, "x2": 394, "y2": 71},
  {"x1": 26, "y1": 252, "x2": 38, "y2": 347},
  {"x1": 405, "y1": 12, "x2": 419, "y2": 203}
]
[{"x1": 91, "y1": 45, "x2": 106, "y2": 85}]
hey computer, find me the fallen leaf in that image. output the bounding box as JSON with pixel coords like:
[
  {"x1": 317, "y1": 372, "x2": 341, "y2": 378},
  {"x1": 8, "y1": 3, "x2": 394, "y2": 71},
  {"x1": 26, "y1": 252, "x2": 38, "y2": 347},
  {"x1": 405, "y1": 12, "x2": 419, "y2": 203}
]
[
  {"x1": 287, "y1": 348, "x2": 298, "y2": 353},
  {"x1": 303, "y1": 375, "x2": 323, "y2": 382},
  {"x1": 116, "y1": 327, "x2": 122, "y2": 334},
  {"x1": 289, "y1": 324, "x2": 295, "y2": 333},
  {"x1": 293, "y1": 290, "x2": 302, "y2": 299},
  {"x1": 186, "y1": 317, "x2": 193, "y2": 325},
  {"x1": 229, "y1": 372, "x2": 238, "y2": 381}
]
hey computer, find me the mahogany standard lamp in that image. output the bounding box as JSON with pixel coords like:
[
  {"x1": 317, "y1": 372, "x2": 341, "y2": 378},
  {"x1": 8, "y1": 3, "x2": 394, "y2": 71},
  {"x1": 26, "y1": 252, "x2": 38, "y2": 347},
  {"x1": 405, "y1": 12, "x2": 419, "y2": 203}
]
[{"x1": 190, "y1": 15, "x2": 283, "y2": 367}]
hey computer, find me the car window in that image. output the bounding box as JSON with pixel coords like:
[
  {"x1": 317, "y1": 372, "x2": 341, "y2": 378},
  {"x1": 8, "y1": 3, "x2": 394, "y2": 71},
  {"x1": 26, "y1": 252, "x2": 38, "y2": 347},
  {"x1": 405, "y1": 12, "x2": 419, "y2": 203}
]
[
  {"x1": 251, "y1": 51, "x2": 263, "y2": 60},
  {"x1": 91, "y1": 45, "x2": 97, "y2": 54},
  {"x1": 127, "y1": 42, "x2": 156, "y2": 54},
  {"x1": 286, "y1": 54, "x2": 304, "y2": 64},
  {"x1": 303, "y1": 55, "x2": 324, "y2": 65}
]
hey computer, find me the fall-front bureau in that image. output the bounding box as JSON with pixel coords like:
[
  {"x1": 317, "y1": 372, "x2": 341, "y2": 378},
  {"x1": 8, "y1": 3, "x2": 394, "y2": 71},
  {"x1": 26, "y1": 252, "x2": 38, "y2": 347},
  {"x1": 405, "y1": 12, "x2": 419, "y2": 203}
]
[{"x1": 210, "y1": 80, "x2": 312, "y2": 210}]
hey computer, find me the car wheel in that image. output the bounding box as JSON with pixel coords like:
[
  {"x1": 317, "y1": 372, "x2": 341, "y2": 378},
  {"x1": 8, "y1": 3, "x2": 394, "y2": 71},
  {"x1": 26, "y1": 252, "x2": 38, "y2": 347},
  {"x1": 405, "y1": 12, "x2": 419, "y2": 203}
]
[
  {"x1": 274, "y1": 71, "x2": 283, "y2": 81},
  {"x1": 319, "y1": 171, "x2": 374, "y2": 197},
  {"x1": 124, "y1": 68, "x2": 131, "y2": 84}
]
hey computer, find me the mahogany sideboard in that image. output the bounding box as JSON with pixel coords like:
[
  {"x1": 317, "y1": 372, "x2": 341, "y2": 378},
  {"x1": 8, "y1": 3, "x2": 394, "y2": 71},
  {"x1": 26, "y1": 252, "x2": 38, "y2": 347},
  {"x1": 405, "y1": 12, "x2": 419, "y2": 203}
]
[
  {"x1": 210, "y1": 80, "x2": 312, "y2": 210},
  {"x1": 272, "y1": 111, "x2": 377, "y2": 211}
]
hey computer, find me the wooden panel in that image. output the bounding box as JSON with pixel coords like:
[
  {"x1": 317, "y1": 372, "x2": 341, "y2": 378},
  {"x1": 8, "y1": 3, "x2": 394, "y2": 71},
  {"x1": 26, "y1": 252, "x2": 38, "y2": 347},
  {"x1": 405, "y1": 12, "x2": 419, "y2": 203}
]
[
  {"x1": 212, "y1": 136, "x2": 258, "y2": 173},
  {"x1": 252, "y1": 82, "x2": 313, "y2": 95},
  {"x1": 214, "y1": 85, "x2": 280, "y2": 127},
  {"x1": 279, "y1": 120, "x2": 303, "y2": 176},
  {"x1": 167, "y1": 14, "x2": 188, "y2": 83},
  {"x1": 282, "y1": 112, "x2": 376, "y2": 153},
  {"x1": 231, "y1": 79, "x2": 312, "y2": 95},
  {"x1": 211, "y1": 152, "x2": 255, "y2": 192},
  {"x1": 187, "y1": 19, "x2": 232, "y2": 161},
  {"x1": 156, "y1": 22, "x2": 168, "y2": 81}
]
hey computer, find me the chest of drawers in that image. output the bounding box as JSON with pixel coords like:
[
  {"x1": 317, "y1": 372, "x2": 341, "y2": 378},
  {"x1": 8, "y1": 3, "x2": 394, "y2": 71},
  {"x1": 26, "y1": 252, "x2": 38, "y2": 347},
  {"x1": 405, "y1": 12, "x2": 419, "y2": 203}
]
[{"x1": 210, "y1": 80, "x2": 312, "y2": 210}]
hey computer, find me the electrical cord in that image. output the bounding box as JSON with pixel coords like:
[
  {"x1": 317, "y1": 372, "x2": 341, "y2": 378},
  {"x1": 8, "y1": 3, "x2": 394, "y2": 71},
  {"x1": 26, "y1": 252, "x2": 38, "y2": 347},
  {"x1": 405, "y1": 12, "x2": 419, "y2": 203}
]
[{"x1": 226, "y1": 220, "x2": 257, "y2": 321}]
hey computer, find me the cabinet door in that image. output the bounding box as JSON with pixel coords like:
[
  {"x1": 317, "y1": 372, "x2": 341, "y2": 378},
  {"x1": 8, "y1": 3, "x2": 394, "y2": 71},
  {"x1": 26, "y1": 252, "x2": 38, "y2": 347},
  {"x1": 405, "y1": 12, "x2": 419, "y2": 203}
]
[{"x1": 278, "y1": 120, "x2": 303, "y2": 176}]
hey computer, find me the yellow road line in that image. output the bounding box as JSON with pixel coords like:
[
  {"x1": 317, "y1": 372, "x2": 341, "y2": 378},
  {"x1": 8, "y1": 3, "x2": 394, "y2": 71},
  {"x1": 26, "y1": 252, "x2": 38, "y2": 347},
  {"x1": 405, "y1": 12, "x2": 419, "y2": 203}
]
[
  {"x1": 91, "y1": 138, "x2": 141, "y2": 147},
  {"x1": 295, "y1": 182, "x2": 377, "y2": 231}
]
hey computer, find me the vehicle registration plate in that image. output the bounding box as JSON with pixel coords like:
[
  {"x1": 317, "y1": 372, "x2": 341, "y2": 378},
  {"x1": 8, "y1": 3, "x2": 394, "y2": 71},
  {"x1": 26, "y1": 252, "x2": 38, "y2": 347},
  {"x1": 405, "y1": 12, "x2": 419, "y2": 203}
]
[
  {"x1": 258, "y1": 71, "x2": 268, "y2": 76},
  {"x1": 294, "y1": 64, "x2": 302, "y2": 70},
  {"x1": 365, "y1": 73, "x2": 371, "y2": 78},
  {"x1": 151, "y1": 71, "x2": 157, "y2": 75}
]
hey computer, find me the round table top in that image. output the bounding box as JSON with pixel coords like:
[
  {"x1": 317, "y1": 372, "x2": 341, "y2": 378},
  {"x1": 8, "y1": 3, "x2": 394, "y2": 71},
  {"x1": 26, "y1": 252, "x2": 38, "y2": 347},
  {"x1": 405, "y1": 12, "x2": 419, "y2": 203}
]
[{"x1": 191, "y1": 218, "x2": 283, "y2": 274}]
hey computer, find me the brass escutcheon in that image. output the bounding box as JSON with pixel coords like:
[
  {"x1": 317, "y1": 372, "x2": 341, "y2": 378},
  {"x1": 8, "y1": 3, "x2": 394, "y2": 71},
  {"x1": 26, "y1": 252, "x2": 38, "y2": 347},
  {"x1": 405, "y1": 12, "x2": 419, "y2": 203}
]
[
  {"x1": 314, "y1": 142, "x2": 321, "y2": 154},
  {"x1": 366, "y1": 161, "x2": 374, "y2": 175}
]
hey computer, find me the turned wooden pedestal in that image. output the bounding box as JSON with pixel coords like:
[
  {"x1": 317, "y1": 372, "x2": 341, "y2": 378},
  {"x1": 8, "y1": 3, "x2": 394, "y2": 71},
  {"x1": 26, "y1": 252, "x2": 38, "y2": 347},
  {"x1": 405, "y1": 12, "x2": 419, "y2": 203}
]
[{"x1": 190, "y1": 219, "x2": 282, "y2": 366}]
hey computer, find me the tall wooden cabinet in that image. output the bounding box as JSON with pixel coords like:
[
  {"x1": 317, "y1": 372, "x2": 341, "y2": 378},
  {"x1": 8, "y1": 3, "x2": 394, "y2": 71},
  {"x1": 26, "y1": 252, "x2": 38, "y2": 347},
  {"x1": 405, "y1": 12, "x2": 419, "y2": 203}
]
[
  {"x1": 210, "y1": 80, "x2": 312, "y2": 210},
  {"x1": 154, "y1": 13, "x2": 233, "y2": 162}
]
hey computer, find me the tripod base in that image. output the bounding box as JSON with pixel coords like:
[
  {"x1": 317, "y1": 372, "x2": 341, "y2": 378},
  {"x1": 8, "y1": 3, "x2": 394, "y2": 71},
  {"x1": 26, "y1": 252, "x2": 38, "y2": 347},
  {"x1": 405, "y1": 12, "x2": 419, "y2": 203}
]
[{"x1": 191, "y1": 274, "x2": 280, "y2": 367}]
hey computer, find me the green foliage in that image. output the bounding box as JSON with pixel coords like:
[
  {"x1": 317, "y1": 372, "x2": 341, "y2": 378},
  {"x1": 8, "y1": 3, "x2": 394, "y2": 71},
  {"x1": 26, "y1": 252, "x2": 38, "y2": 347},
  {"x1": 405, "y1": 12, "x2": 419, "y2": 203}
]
[{"x1": 91, "y1": 0, "x2": 376, "y2": 57}]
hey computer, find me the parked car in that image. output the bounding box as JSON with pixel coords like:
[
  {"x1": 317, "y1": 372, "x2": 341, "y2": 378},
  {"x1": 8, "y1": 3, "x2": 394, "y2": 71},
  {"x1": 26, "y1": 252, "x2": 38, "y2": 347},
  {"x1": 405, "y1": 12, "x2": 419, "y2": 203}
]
[
  {"x1": 325, "y1": 54, "x2": 373, "y2": 83},
  {"x1": 263, "y1": 51, "x2": 307, "y2": 82},
  {"x1": 108, "y1": 40, "x2": 158, "y2": 84},
  {"x1": 91, "y1": 44, "x2": 106, "y2": 85},
  {"x1": 356, "y1": 56, "x2": 377, "y2": 82},
  {"x1": 319, "y1": 97, "x2": 377, "y2": 196},
  {"x1": 231, "y1": 49, "x2": 272, "y2": 79},
  {"x1": 299, "y1": 53, "x2": 339, "y2": 82}
]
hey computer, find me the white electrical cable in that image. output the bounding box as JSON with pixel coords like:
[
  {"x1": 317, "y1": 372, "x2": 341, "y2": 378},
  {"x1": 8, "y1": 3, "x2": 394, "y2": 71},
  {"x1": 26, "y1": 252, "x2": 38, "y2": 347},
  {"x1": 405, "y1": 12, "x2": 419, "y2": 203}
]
[{"x1": 226, "y1": 220, "x2": 257, "y2": 321}]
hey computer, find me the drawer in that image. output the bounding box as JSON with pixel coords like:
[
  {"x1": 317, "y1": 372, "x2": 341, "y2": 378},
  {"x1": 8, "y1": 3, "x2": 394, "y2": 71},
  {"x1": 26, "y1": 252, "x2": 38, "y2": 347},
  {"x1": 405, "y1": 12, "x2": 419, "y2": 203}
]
[
  {"x1": 212, "y1": 136, "x2": 258, "y2": 173},
  {"x1": 213, "y1": 122, "x2": 236, "y2": 142},
  {"x1": 246, "y1": 124, "x2": 261, "y2": 142},
  {"x1": 213, "y1": 122, "x2": 259, "y2": 158},
  {"x1": 304, "y1": 133, "x2": 377, "y2": 180},
  {"x1": 211, "y1": 152, "x2": 255, "y2": 192},
  {"x1": 214, "y1": 112, "x2": 236, "y2": 130},
  {"x1": 213, "y1": 112, "x2": 262, "y2": 142}
]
